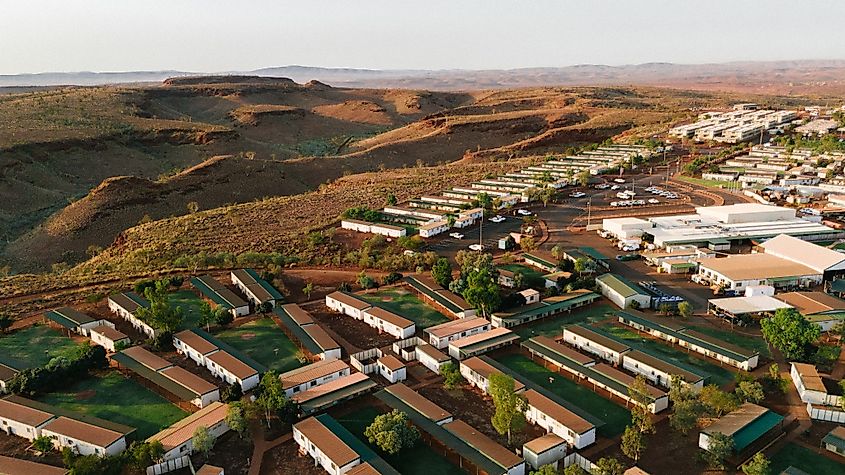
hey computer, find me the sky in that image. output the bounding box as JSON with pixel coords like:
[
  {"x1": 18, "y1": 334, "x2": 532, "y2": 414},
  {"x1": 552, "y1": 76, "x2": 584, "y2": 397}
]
[{"x1": 2, "y1": 0, "x2": 845, "y2": 74}]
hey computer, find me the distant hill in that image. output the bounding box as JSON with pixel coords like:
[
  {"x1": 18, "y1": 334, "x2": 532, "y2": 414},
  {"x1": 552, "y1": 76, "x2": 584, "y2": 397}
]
[{"x1": 3, "y1": 60, "x2": 845, "y2": 94}]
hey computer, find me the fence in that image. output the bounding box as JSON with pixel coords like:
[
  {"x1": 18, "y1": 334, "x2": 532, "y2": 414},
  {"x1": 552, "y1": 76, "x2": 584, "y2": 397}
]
[
  {"x1": 392, "y1": 337, "x2": 425, "y2": 361},
  {"x1": 146, "y1": 455, "x2": 191, "y2": 475},
  {"x1": 350, "y1": 348, "x2": 381, "y2": 374},
  {"x1": 807, "y1": 403, "x2": 845, "y2": 423},
  {"x1": 562, "y1": 453, "x2": 597, "y2": 473}
]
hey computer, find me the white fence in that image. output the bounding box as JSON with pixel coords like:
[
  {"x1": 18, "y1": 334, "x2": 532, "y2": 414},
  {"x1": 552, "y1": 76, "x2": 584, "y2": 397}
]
[
  {"x1": 392, "y1": 337, "x2": 425, "y2": 361},
  {"x1": 146, "y1": 455, "x2": 191, "y2": 475},
  {"x1": 562, "y1": 453, "x2": 597, "y2": 473},
  {"x1": 807, "y1": 403, "x2": 845, "y2": 423},
  {"x1": 350, "y1": 348, "x2": 381, "y2": 374}
]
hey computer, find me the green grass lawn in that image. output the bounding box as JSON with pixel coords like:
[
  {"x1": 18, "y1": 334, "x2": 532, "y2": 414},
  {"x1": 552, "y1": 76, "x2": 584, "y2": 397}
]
[
  {"x1": 360, "y1": 289, "x2": 451, "y2": 329},
  {"x1": 595, "y1": 324, "x2": 736, "y2": 387},
  {"x1": 336, "y1": 406, "x2": 463, "y2": 475},
  {"x1": 513, "y1": 304, "x2": 615, "y2": 339},
  {"x1": 215, "y1": 317, "x2": 304, "y2": 373},
  {"x1": 495, "y1": 353, "x2": 631, "y2": 438},
  {"x1": 687, "y1": 325, "x2": 771, "y2": 358},
  {"x1": 677, "y1": 176, "x2": 733, "y2": 189},
  {"x1": 40, "y1": 371, "x2": 187, "y2": 439},
  {"x1": 170, "y1": 290, "x2": 209, "y2": 330},
  {"x1": 498, "y1": 263, "x2": 547, "y2": 288},
  {"x1": 0, "y1": 324, "x2": 82, "y2": 368},
  {"x1": 769, "y1": 442, "x2": 845, "y2": 475}
]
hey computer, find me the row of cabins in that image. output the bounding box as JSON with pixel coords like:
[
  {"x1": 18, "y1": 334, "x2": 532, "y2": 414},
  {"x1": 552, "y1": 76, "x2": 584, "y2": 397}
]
[
  {"x1": 325, "y1": 291, "x2": 415, "y2": 339},
  {"x1": 490, "y1": 290, "x2": 600, "y2": 328},
  {"x1": 790, "y1": 362, "x2": 845, "y2": 422},
  {"x1": 276, "y1": 303, "x2": 343, "y2": 360},
  {"x1": 44, "y1": 307, "x2": 130, "y2": 352},
  {"x1": 617, "y1": 311, "x2": 760, "y2": 370},
  {"x1": 405, "y1": 275, "x2": 477, "y2": 319},
  {"x1": 191, "y1": 275, "x2": 250, "y2": 318},
  {"x1": 460, "y1": 356, "x2": 597, "y2": 450},
  {"x1": 112, "y1": 346, "x2": 220, "y2": 408},
  {"x1": 0, "y1": 455, "x2": 69, "y2": 475},
  {"x1": 147, "y1": 401, "x2": 230, "y2": 461},
  {"x1": 522, "y1": 336, "x2": 670, "y2": 413},
  {"x1": 375, "y1": 383, "x2": 527, "y2": 475},
  {"x1": 108, "y1": 291, "x2": 156, "y2": 338},
  {"x1": 230, "y1": 268, "x2": 285, "y2": 309},
  {"x1": 279, "y1": 355, "x2": 377, "y2": 415},
  {"x1": 0, "y1": 395, "x2": 134, "y2": 457},
  {"x1": 350, "y1": 348, "x2": 407, "y2": 384},
  {"x1": 173, "y1": 329, "x2": 263, "y2": 391}
]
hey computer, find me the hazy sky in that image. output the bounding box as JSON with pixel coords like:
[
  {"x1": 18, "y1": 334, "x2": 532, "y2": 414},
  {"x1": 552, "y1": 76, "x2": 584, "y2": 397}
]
[{"x1": 2, "y1": 0, "x2": 845, "y2": 74}]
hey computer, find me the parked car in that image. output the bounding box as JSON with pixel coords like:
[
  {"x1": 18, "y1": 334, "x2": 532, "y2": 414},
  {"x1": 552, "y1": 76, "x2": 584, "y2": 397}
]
[
  {"x1": 648, "y1": 198, "x2": 660, "y2": 204},
  {"x1": 616, "y1": 253, "x2": 640, "y2": 261},
  {"x1": 613, "y1": 178, "x2": 626, "y2": 183},
  {"x1": 489, "y1": 216, "x2": 506, "y2": 223},
  {"x1": 516, "y1": 209, "x2": 533, "y2": 216},
  {"x1": 449, "y1": 232, "x2": 464, "y2": 239},
  {"x1": 611, "y1": 185, "x2": 620, "y2": 190},
  {"x1": 468, "y1": 244, "x2": 484, "y2": 251}
]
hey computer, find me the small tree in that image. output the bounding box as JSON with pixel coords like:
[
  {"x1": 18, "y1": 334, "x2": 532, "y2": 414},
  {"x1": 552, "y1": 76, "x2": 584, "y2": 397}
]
[
  {"x1": 621, "y1": 425, "x2": 645, "y2": 462},
  {"x1": 678, "y1": 301, "x2": 693, "y2": 318},
  {"x1": 563, "y1": 465, "x2": 588, "y2": 475},
  {"x1": 214, "y1": 307, "x2": 234, "y2": 326},
  {"x1": 357, "y1": 271, "x2": 377, "y2": 289},
  {"x1": 192, "y1": 425, "x2": 214, "y2": 459},
  {"x1": 221, "y1": 382, "x2": 242, "y2": 403},
  {"x1": 760, "y1": 308, "x2": 820, "y2": 361},
  {"x1": 700, "y1": 384, "x2": 739, "y2": 417},
  {"x1": 441, "y1": 362, "x2": 464, "y2": 390},
  {"x1": 594, "y1": 456, "x2": 624, "y2": 475},
  {"x1": 703, "y1": 432, "x2": 733, "y2": 469},
  {"x1": 33, "y1": 435, "x2": 53, "y2": 454},
  {"x1": 670, "y1": 398, "x2": 702, "y2": 434},
  {"x1": 198, "y1": 301, "x2": 215, "y2": 332},
  {"x1": 520, "y1": 236, "x2": 537, "y2": 252},
  {"x1": 489, "y1": 373, "x2": 528, "y2": 444},
  {"x1": 735, "y1": 380, "x2": 765, "y2": 404},
  {"x1": 302, "y1": 282, "x2": 314, "y2": 299},
  {"x1": 431, "y1": 258, "x2": 453, "y2": 287},
  {"x1": 226, "y1": 401, "x2": 249, "y2": 439},
  {"x1": 530, "y1": 465, "x2": 558, "y2": 475},
  {"x1": 628, "y1": 375, "x2": 656, "y2": 434},
  {"x1": 463, "y1": 267, "x2": 501, "y2": 318},
  {"x1": 255, "y1": 371, "x2": 287, "y2": 428},
  {"x1": 574, "y1": 257, "x2": 596, "y2": 277},
  {"x1": 364, "y1": 410, "x2": 420, "y2": 455},
  {"x1": 130, "y1": 440, "x2": 164, "y2": 469},
  {"x1": 741, "y1": 452, "x2": 770, "y2": 475},
  {"x1": 0, "y1": 313, "x2": 12, "y2": 334},
  {"x1": 136, "y1": 279, "x2": 184, "y2": 333},
  {"x1": 513, "y1": 271, "x2": 525, "y2": 290}
]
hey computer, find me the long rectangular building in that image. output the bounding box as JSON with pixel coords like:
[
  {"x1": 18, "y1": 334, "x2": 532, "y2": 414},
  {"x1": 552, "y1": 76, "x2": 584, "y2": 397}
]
[
  {"x1": 562, "y1": 325, "x2": 631, "y2": 365},
  {"x1": 405, "y1": 276, "x2": 477, "y2": 318},
  {"x1": 291, "y1": 372, "x2": 377, "y2": 415},
  {"x1": 425, "y1": 317, "x2": 491, "y2": 349},
  {"x1": 173, "y1": 329, "x2": 264, "y2": 391},
  {"x1": 191, "y1": 275, "x2": 250, "y2": 317},
  {"x1": 490, "y1": 290, "x2": 599, "y2": 328},
  {"x1": 279, "y1": 358, "x2": 351, "y2": 398},
  {"x1": 294, "y1": 414, "x2": 400, "y2": 475},
  {"x1": 275, "y1": 303, "x2": 342, "y2": 360},
  {"x1": 107, "y1": 291, "x2": 156, "y2": 338},
  {"x1": 230, "y1": 269, "x2": 284, "y2": 308},
  {"x1": 325, "y1": 292, "x2": 415, "y2": 339},
  {"x1": 448, "y1": 327, "x2": 520, "y2": 360},
  {"x1": 622, "y1": 350, "x2": 705, "y2": 392}
]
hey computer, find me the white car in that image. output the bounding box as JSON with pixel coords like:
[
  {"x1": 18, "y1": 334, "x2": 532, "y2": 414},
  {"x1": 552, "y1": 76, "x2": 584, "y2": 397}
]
[
  {"x1": 489, "y1": 216, "x2": 506, "y2": 223},
  {"x1": 665, "y1": 193, "x2": 678, "y2": 199},
  {"x1": 569, "y1": 192, "x2": 586, "y2": 198},
  {"x1": 449, "y1": 232, "x2": 464, "y2": 239},
  {"x1": 610, "y1": 185, "x2": 620, "y2": 190},
  {"x1": 648, "y1": 198, "x2": 660, "y2": 204},
  {"x1": 613, "y1": 178, "x2": 626, "y2": 183},
  {"x1": 610, "y1": 201, "x2": 620, "y2": 207},
  {"x1": 468, "y1": 244, "x2": 484, "y2": 251},
  {"x1": 516, "y1": 209, "x2": 533, "y2": 216}
]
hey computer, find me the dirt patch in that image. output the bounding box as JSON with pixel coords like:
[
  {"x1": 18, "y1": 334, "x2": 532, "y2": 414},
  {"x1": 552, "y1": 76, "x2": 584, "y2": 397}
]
[
  {"x1": 0, "y1": 432, "x2": 65, "y2": 468},
  {"x1": 260, "y1": 439, "x2": 325, "y2": 475},
  {"x1": 303, "y1": 301, "x2": 397, "y2": 350},
  {"x1": 191, "y1": 430, "x2": 253, "y2": 475},
  {"x1": 75, "y1": 389, "x2": 96, "y2": 401},
  {"x1": 417, "y1": 384, "x2": 544, "y2": 450}
]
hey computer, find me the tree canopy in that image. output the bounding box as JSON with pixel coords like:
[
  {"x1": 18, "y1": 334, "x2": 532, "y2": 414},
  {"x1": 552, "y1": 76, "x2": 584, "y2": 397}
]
[
  {"x1": 489, "y1": 372, "x2": 528, "y2": 444},
  {"x1": 364, "y1": 409, "x2": 420, "y2": 455},
  {"x1": 760, "y1": 308, "x2": 820, "y2": 361},
  {"x1": 136, "y1": 279, "x2": 184, "y2": 333}
]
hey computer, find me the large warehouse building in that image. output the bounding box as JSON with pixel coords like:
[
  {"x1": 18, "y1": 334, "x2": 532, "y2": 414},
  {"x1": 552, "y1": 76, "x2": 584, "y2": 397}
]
[{"x1": 602, "y1": 204, "x2": 842, "y2": 249}]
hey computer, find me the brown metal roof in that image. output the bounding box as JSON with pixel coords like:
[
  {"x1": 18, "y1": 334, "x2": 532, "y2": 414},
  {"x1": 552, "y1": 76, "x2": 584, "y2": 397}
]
[
  {"x1": 293, "y1": 416, "x2": 359, "y2": 468},
  {"x1": 426, "y1": 317, "x2": 488, "y2": 338},
  {"x1": 281, "y1": 303, "x2": 314, "y2": 326},
  {"x1": 364, "y1": 306, "x2": 413, "y2": 329},
  {"x1": 624, "y1": 350, "x2": 703, "y2": 384},
  {"x1": 593, "y1": 363, "x2": 666, "y2": 399},
  {"x1": 147, "y1": 402, "x2": 228, "y2": 450},
  {"x1": 378, "y1": 355, "x2": 406, "y2": 372},
  {"x1": 174, "y1": 329, "x2": 219, "y2": 355},
  {"x1": 703, "y1": 403, "x2": 769, "y2": 437},
  {"x1": 206, "y1": 350, "x2": 258, "y2": 380},
  {"x1": 460, "y1": 357, "x2": 525, "y2": 392},
  {"x1": 524, "y1": 389, "x2": 595, "y2": 434},
  {"x1": 415, "y1": 344, "x2": 450, "y2": 363},
  {"x1": 449, "y1": 327, "x2": 516, "y2": 349},
  {"x1": 523, "y1": 433, "x2": 566, "y2": 455},
  {"x1": 774, "y1": 291, "x2": 845, "y2": 315},
  {"x1": 89, "y1": 325, "x2": 128, "y2": 342},
  {"x1": 0, "y1": 455, "x2": 68, "y2": 475},
  {"x1": 327, "y1": 292, "x2": 373, "y2": 311},
  {"x1": 42, "y1": 416, "x2": 125, "y2": 448},
  {"x1": 385, "y1": 383, "x2": 452, "y2": 423},
  {"x1": 291, "y1": 372, "x2": 370, "y2": 404},
  {"x1": 697, "y1": 254, "x2": 819, "y2": 281},
  {"x1": 194, "y1": 465, "x2": 224, "y2": 475},
  {"x1": 302, "y1": 324, "x2": 340, "y2": 351},
  {"x1": 531, "y1": 336, "x2": 596, "y2": 365},
  {"x1": 121, "y1": 346, "x2": 173, "y2": 371},
  {"x1": 346, "y1": 462, "x2": 380, "y2": 475},
  {"x1": 159, "y1": 366, "x2": 218, "y2": 396},
  {"x1": 0, "y1": 396, "x2": 55, "y2": 427},
  {"x1": 0, "y1": 363, "x2": 18, "y2": 383},
  {"x1": 443, "y1": 420, "x2": 522, "y2": 469},
  {"x1": 791, "y1": 362, "x2": 827, "y2": 392},
  {"x1": 565, "y1": 325, "x2": 631, "y2": 354},
  {"x1": 280, "y1": 359, "x2": 349, "y2": 389}
]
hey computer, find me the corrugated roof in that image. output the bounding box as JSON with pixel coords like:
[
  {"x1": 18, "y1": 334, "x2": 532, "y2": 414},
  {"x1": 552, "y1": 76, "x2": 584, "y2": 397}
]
[
  {"x1": 147, "y1": 402, "x2": 228, "y2": 450},
  {"x1": 703, "y1": 402, "x2": 769, "y2": 437},
  {"x1": 415, "y1": 344, "x2": 450, "y2": 363},
  {"x1": 160, "y1": 366, "x2": 218, "y2": 396},
  {"x1": 822, "y1": 426, "x2": 845, "y2": 452},
  {"x1": 774, "y1": 291, "x2": 845, "y2": 315},
  {"x1": 708, "y1": 295, "x2": 792, "y2": 315},
  {"x1": 292, "y1": 372, "x2": 371, "y2": 404},
  {"x1": 195, "y1": 465, "x2": 224, "y2": 475},
  {"x1": 45, "y1": 307, "x2": 96, "y2": 328},
  {"x1": 624, "y1": 350, "x2": 704, "y2": 385},
  {"x1": 443, "y1": 420, "x2": 523, "y2": 470},
  {"x1": 293, "y1": 416, "x2": 359, "y2": 468},
  {"x1": 791, "y1": 362, "x2": 827, "y2": 393},
  {"x1": 303, "y1": 324, "x2": 340, "y2": 352},
  {"x1": 426, "y1": 317, "x2": 488, "y2": 338},
  {"x1": 365, "y1": 306, "x2": 414, "y2": 330},
  {"x1": 328, "y1": 291, "x2": 373, "y2": 311},
  {"x1": 280, "y1": 358, "x2": 348, "y2": 389},
  {"x1": 523, "y1": 433, "x2": 566, "y2": 455},
  {"x1": 524, "y1": 389, "x2": 594, "y2": 434},
  {"x1": 192, "y1": 275, "x2": 248, "y2": 310},
  {"x1": 378, "y1": 355, "x2": 405, "y2": 372},
  {"x1": 0, "y1": 455, "x2": 68, "y2": 475},
  {"x1": 760, "y1": 234, "x2": 845, "y2": 273},
  {"x1": 207, "y1": 350, "x2": 258, "y2": 380},
  {"x1": 0, "y1": 396, "x2": 55, "y2": 427},
  {"x1": 596, "y1": 273, "x2": 649, "y2": 299},
  {"x1": 526, "y1": 336, "x2": 596, "y2": 365},
  {"x1": 89, "y1": 325, "x2": 128, "y2": 342},
  {"x1": 120, "y1": 346, "x2": 173, "y2": 371},
  {"x1": 232, "y1": 269, "x2": 284, "y2": 302},
  {"x1": 460, "y1": 357, "x2": 525, "y2": 393},
  {"x1": 592, "y1": 363, "x2": 666, "y2": 400},
  {"x1": 42, "y1": 416, "x2": 125, "y2": 448},
  {"x1": 449, "y1": 327, "x2": 518, "y2": 350},
  {"x1": 174, "y1": 329, "x2": 219, "y2": 355},
  {"x1": 697, "y1": 254, "x2": 819, "y2": 281},
  {"x1": 280, "y1": 303, "x2": 314, "y2": 326},
  {"x1": 384, "y1": 383, "x2": 452, "y2": 424}
]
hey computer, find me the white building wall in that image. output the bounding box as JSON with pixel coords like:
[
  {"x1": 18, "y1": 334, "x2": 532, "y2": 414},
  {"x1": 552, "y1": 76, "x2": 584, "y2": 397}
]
[
  {"x1": 293, "y1": 426, "x2": 360, "y2": 475},
  {"x1": 429, "y1": 324, "x2": 490, "y2": 349},
  {"x1": 378, "y1": 363, "x2": 407, "y2": 383},
  {"x1": 562, "y1": 329, "x2": 627, "y2": 365},
  {"x1": 524, "y1": 406, "x2": 596, "y2": 449},
  {"x1": 42, "y1": 429, "x2": 126, "y2": 457},
  {"x1": 0, "y1": 418, "x2": 44, "y2": 441},
  {"x1": 622, "y1": 356, "x2": 703, "y2": 392},
  {"x1": 325, "y1": 296, "x2": 368, "y2": 320},
  {"x1": 161, "y1": 419, "x2": 229, "y2": 461},
  {"x1": 89, "y1": 331, "x2": 127, "y2": 353},
  {"x1": 416, "y1": 351, "x2": 447, "y2": 375},
  {"x1": 283, "y1": 368, "x2": 351, "y2": 398}
]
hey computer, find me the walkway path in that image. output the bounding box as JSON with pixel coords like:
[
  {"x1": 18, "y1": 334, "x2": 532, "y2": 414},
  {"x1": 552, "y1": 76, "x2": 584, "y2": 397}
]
[{"x1": 247, "y1": 424, "x2": 294, "y2": 475}]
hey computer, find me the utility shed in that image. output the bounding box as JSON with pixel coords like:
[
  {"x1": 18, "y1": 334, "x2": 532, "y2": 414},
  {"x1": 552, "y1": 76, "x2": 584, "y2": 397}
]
[
  {"x1": 699, "y1": 403, "x2": 784, "y2": 453},
  {"x1": 595, "y1": 273, "x2": 652, "y2": 310},
  {"x1": 821, "y1": 426, "x2": 845, "y2": 458},
  {"x1": 707, "y1": 295, "x2": 792, "y2": 323}
]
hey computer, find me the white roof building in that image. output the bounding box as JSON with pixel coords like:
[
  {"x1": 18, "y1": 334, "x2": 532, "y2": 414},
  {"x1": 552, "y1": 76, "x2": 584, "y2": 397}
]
[{"x1": 759, "y1": 234, "x2": 845, "y2": 275}]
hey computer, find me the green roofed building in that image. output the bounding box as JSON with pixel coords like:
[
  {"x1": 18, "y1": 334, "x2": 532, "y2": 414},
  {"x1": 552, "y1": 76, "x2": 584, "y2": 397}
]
[
  {"x1": 44, "y1": 307, "x2": 104, "y2": 336},
  {"x1": 191, "y1": 275, "x2": 249, "y2": 318},
  {"x1": 293, "y1": 414, "x2": 400, "y2": 475},
  {"x1": 523, "y1": 252, "x2": 560, "y2": 273},
  {"x1": 490, "y1": 290, "x2": 599, "y2": 328},
  {"x1": 230, "y1": 269, "x2": 284, "y2": 308},
  {"x1": 699, "y1": 403, "x2": 784, "y2": 454},
  {"x1": 595, "y1": 273, "x2": 652, "y2": 310},
  {"x1": 822, "y1": 426, "x2": 845, "y2": 458}
]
